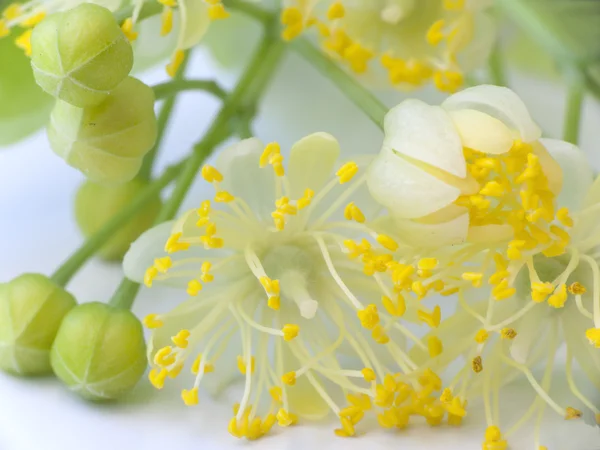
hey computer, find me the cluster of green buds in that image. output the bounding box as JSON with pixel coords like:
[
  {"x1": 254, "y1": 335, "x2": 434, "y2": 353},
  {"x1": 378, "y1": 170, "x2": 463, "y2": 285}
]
[{"x1": 31, "y1": 3, "x2": 157, "y2": 184}]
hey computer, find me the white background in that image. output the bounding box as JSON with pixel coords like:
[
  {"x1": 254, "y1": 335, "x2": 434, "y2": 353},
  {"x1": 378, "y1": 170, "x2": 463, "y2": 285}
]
[{"x1": 2, "y1": 32, "x2": 600, "y2": 450}]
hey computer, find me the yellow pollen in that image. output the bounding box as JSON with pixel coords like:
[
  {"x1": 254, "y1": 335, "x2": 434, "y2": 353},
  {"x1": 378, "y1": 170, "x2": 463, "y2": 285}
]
[
  {"x1": 418, "y1": 258, "x2": 438, "y2": 271},
  {"x1": 269, "y1": 386, "x2": 283, "y2": 402},
  {"x1": 187, "y1": 279, "x2": 203, "y2": 296},
  {"x1": 472, "y1": 356, "x2": 483, "y2": 373},
  {"x1": 121, "y1": 17, "x2": 138, "y2": 41},
  {"x1": 565, "y1": 407, "x2": 582, "y2": 420},
  {"x1": 475, "y1": 329, "x2": 489, "y2": 343},
  {"x1": 444, "y1": 0, "x2": 465, "y2": 10},
  {"x1": 143, "y1": 313, "x2": 163, "y2": 329},
  {"x1": 336, "y1": 161, "x2": 359, "y2": 184},
  {"x1": 418, "y1": 306, "x2": 441, "y2": 328},
  {"x1": 154, "y1": 256, "x2": 172, "y2": 273},
  {"x1": 201, "y1": 165, "x2": 223, "y2": 183},
  {"x1": 327, "y1": 1, "x2": 345, "y2": 20},
  {"x1": 208, "y1": 3, "x2": 229, "y2": 20},
  {"x1": 376, "y1": 234, "x2": 398, "y2": 251},
  {"x1": 165, "y1": 232, "x2": 190, "y2": 253},
  {"x1": 382, "y1": 294, "x2": 406, "y2": 317},
  {"x1": 181, "y1": 387, "x2": 199, "y2": 406},
  {"x1": 361, "y1": 367, "x2": 376, "y2": 382},
  {"x1": 297, "y1": 188, "x2": 315, "y2": 209},
  {"x1": 426, "y1": 19, "x2": 445, "y2": 46},
  {"x1": 433, "y1": 70, "x2": 463, "y2": 93},
  {"x1": 568, "y1": 282, "x2": 586, "y2": 295},
  {"x1": 2, "y1": 3, "x2": 22, "y2": 20},
  {"x1": 428, "y1": 336, "x2": 443, "y2": 357},
  {"x1": 500, "y1": 328, "x2": 517, "y2": 340},
  {"x1": 154, "y1": 346, "x2": 175, "y2": 367},
  {"x1": 531, "y1": 281, "x2": 554, "y2": 302},
  {"x1": 0, "y1": 20, "x2": 8, "y2": 38},
  {"x1": 585, "y1": 328, "x2": 600, "y2": 347},
  {"x1": 149, "y1": 368, "x2": 168, "y2": 389},
  {"x1": 166, "y1": 49, "x2": 186, "y2": 77},
  {"x1": 557, "y1": 207, "x2": 574, "y2": 227},
  {"x1": 20, "y1": 11, "x2": 45, "y2": 27},
  {"x1": 160, "y1": 7, "x2": 173, "y2": 36},
  {"x1": 462, "y1": 272, "x2": 483, "y2": 287},
  {"x1": 371, "y1": 324, "x2": 390, "y2": 344},
  {"x1": 172, "y1": 329, "x2": 191, "y2": 348},
  {"x1": 548, "y1": 284, "x2": 567, "y2": 308},
  {"x1": 191, "y1": 354, "x2": 214, "y2": 374},
  {"x1": 357, "y1": 304, "x2": 380, "y2": 330},
  {"x1": 215, "y1": 191, "x2": 235, "y2": 203},
  {"x1": 282, "y1": 324, "x2": 300, "y2": 341},
  {"x1": 344, "y1": 202, "x2": 366, "y2": 223},
  {"x1": 144, "y1": 266, "x2": 158, "y2": 287},
  {"x1": 15, "y1": 29, "x2": 32, "y2": 56},
  {"x1": 237, "y1": 355, "x2": 255, "y2": 375},
  {"x1": 282, "y1": 371, "x2": 296, "y2": 386},
  {"x1": 276, "y1": 408, "x2": 297, "y2": 426}
]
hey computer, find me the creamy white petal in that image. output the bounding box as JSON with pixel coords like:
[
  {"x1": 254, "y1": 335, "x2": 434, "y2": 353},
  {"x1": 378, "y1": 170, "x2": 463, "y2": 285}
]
[
  {"x1": 123, "y1": 221, "x2": 174, "y2": 283},
  {"x1": 448, "y1": 109, "x2": 514, "y2": 154},
  {"x1": 287, "y1": 132, "x2": 340, "y2": 199},
  {"x1": 216, "y1": 137, "x2": 276, "y2": 218},
  {"x1": 393, "y1": 213, "x2": 469, "y2": 248},
  {"x1": 383, "y1": 99, "x2": 466, "y2": 178},
  {"x1": 584, "y1": 175, "x2": 600, "y2": 208},
  {"x1": 539, "y1": 138, "x2": 593, "y2": 211},
  {"x1": 442, "y1": 85, "x2": 542, "y2": 142},
  {"x1": 509, "y1": 303, "x2": 546, "y2": 364},
  {"x1": 367, "y1": 147, "x2": 461, "y2": 219},
  {"x1": 177, "y1": 0, "x2": 210, "y2": 50},
  {"x1": 457, "y1": 11, "x2": 496, "y2": 72}
]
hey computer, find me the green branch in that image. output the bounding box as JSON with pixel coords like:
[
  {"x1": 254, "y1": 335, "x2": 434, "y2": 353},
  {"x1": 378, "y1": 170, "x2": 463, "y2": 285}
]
[{"x1": 152, "y1": 79, "x2": 228, "y2": 102}]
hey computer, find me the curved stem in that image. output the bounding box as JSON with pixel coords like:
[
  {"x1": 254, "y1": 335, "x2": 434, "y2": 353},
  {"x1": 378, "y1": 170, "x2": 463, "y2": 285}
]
[
  {"x1": 152, "y1": 79, "x2": 228, "y2": 102},
  {"x1": 140, "y1": 52, "x2": 192, "y2": 181},
  {"x1": 563, "y1": 83, "x2": 585, "y2": 144},
  {"x1": 291, "y1": 38, "x2": 387, "y2": 130}
]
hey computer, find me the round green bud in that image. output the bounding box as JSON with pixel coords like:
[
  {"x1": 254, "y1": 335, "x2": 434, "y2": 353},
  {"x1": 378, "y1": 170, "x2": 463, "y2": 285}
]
[
  {"x1": 51, "y1": 302, "x2": 147, "y2": 401},
  {"x1": 47, "y1": 76, "x2": 158, "y2": 185},
  {"x1": 75, "y1": 178, "x2": 162, "y2": 261},
  {"x1": 30, "y1": 3, "x2": 133, "y2": 107},
  {"x1": 0, "y1": 274, "x2": 76, "y2": 376}
]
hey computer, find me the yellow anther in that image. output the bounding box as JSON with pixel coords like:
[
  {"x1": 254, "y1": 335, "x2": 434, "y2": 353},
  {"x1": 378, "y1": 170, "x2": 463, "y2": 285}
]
[
  {"x1": 586, "y1": 328, "x2": 600, "y2": 347},
  {"x1": 281, "y1": 7, "x2": 303, "y2": 26},
  {"x1": 371, "y1": 324, "x2": 390, "y2": 344},
  {"x1": 361, "y1": 367, "x2": 376, "y2": 382},
  {"x1": 297, "y1": 188, "x2": 315, "y2": 209},
  {"x1": 168, "y1": 362, "x2": 183, "y2": 378},
  {"x1": 201, "y1": 261, "x2": 213, "y2": 282},
  {"x1": 154, "y1": 256, "x2": 172, "y2": 273},
  {"x1": 267, "y1": 296, "x2": 280, "y2": 310},
  {"x1": 327, "y1": 1, "x2": 345, "y2": 20},
  {"x1": 548, "y1": 284, "x2": 567, "y2": 308},
  {"x1": 484, "y1": 425, "x2": 502, "y2": 442},
  {"x1": 154, "y1": 346, "x2": 176, "y2": 367},
  {"x1": 357, "y1": 304, "x2": 379, "y2": 330},
  {"x1": 261, "y1": 414, "x2": 277, "y2": 434},
  {"x1": 376, "y1": 234, "x2": 398, "y2": 251},
  {"x1": 343, "y1": 42, "x2": 373, "y2": 73},
  {"x1": 276, "y1": 408, "x2": 297, "y2": 427},
  {"x1": 144, "y1": 266, "x2": 159, "y2": 287},
  {"x1": 412, "y1": 280, "x2": 429, "y2": 299},
  {"x1": 2, "y1": 3, "x2": 21, "y2": 20},
  {"x1": 568, "y1": 282, "x2": 586, "y2": 295},
  {"x1": 475, "y1": 329, "x2": 489, "y2": 343},
  {"x1": 344, "y1": 202, "x2": 366, "y2": 223},
  {"x1": 215, "y1": 191, "x2": 235, "y2": 203},
  {"x1": 440, "y1": 388, "x2": 454, "y2": 403},
  {"x1": 500, "y1": 328, "x2": 517, "y2": 340},
  {"x1": 149, "y1": 368, "x2": 168, "y2": 389},
  {"x1": 165, "y1": 232, "x2": 190, "y2": 253},
  {"x1": 480, "y1": 180, "x2": 504, "y2": 197},
  {"x1": 418, "y1": 258, "x2": 438, "y2": 271},
  {"x1": 489, "y1": 271, "x2": 509, "y2": 285},
  {"x1": 557, "y1": 207, "x2": 574, "y2": 227},
  {"x1": 493, "y1": 280, "x2": 516, "y2": 301},
  {"x1": 565, "y1": 407, "x2": 582, "y2": 420},
  {"x1": 260, "y1": 142, "x2": 280, "y2": 167},
  {"x1": 472, "y1": 356, "x2": 483, "y2": 373},
  {"x1": 0, "y1": 20, "x2": 8, "y2": 38},
  {"x1": 166, "y1": 49, "x2": 186, "y2": 77},
  {"x1": 347, "y1": 393, "x2": 372, "y2": 412},
  {"x1": 426, "y1": 19, "x2": 445, "y2": 46},
  {"x1": 428, "y1": 336, "x2": 443, "y2": 357},
  {"x1": 120, "y1": 17, "x2": 138, "y2": 41},
  {"x1": 237, "y1": 355, "x2": 255, "y2": 375},
  {"x1": 181, "y1": 387, "x2": 199, "y2": 406},
  {"x1": 282, "y1": 371, "x2": 296, "y2": 386},
  {"x1": 15, "y1": 29, "x2": 32, "y2": 56},
  {"x1": 418, "y1": 306, "x2": 441, "y2": 328},
  {"x1": 203, "y1": 222, "x2": 216, "y2": 236},
  {"x1": 143, "y1": 313, "x2": 163, "y2": 329},
  {"x1": 531, "y1": 281, "x2": 554, "y2": 302},
  {"x1": 208, "y1": 3, "x2": 229, "y2": 20},
  {"x1": 462, "y1": 272, "x2": 483, "y2": 287},
  {"x1": 197, "y1": 200, "x2": 211, "y2": 217},
  {"x1": 160, "y1": 7, "x2": 173, "y2": 36},
  {"x1": 444, "y1": 0, "x2": 465, "y2": 10},
  {"x1": 184, "y1": 280, "x2": 202, "y2": 297},
  {"x1": 433, "y1": 70, "x2": 464, "y2": 93},
  {"x1": 200, "y1": 236, "x2": 224, "y2": 249},
  {"x1": 336, "y1": 161, "x2": 359, "y2": 184},
  {"x1": 228, "y1": 416, "x2": 242, "y2": 438},
  {"x1": 269, "y1": 386, "x2": 283, "y2": 402},
  {"x1": 282, "y1": 324, "x2": 300, "y2": 341},
  {"x1": 191, "y1": 354, "x2": 213, "y2": 374},
  {"x1": 20, "y1": 11, "x2": 45, "y2": 27},
  {"x1": 158, "y1": 0, "x2": 177, "y2": 6},
  {"x1": 172, "y1": 329, "x2": 191, "y2": 348},
  {"x1": 382, "y1": 294, "x2": 406, "y2": 317}
]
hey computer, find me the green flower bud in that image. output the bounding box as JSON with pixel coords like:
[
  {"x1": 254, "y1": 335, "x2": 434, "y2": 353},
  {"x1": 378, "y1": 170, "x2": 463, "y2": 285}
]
[
  {"x1": 51, "y1": 302, "x2": 147, "y2": 401},
  {"x1": 47, "y1": 76, "x2": 158, "y2": 184},
  {"x1": 30, "y1": 3, "x2": 133, "y2": 107},
  {"x1": 0, "y1": 274, "x2": 76, "y2": 375},
  {"x1": 75, "y1": 178, "x2": 162, "y2": 261}
]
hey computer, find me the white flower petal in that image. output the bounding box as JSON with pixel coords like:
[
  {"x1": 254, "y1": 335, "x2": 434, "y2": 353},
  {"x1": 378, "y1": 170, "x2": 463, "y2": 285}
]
[
  {"x1": 287, "y1": 132, "x2": 340, "y2": 199},
  {"x1": 383, "y1": 99, "x2": 466, "y2": 178},
  {"x1": 216, "y1": 137, "x2": 275, "y2": 218},
  {"x1": 509, "y1": 304, "x2": 546, "y2": 364},
  {"x1": 123, "y1": 221, "x2": 174, "y2": 283},
  {"x1": 177, "y1": 0, "x2": 210, "y2": 50},
  {"x1": 457, "y1": 11, "x2": 496, "y2": 72},
  {"x1": 584, "y1": 175, "x2": 600, "y2": 208},
  {"x1": 538, "y1": 138, "x2": 593, "y2": 211},
  {"x1": 442, "y1": 85, "x2": 542, "y2": 142},
  {"x1": 393, "y1": 213, "x2": 469, "y2": 248},
  {"x1": 448, "y1": 109, "x2": 514, "y2": 154},
  {"x1": 367, "y1": 147, "x2": 461, "y2": 219}
]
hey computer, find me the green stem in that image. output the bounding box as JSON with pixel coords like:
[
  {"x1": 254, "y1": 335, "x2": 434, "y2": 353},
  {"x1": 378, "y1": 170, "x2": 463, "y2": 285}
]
[
  {"x1": 109, "y1": 24, "x2": 286, "y2": 310},
  {"x1": 563, "y1": 83, "x2": 585, "y2": 144},
  {"x1": 139, "y1": 53, "x2": 191, "y2": 181},
  {"x1": 152, "y1": 79, "x2": 228, "y2": 102},
  {"x1": 223, "y1": 0, "x2": 272, "y2": 23},
  {"x1": 488, "y1": 43, "x2": 507, "y2": 86},
  {"x1": 291, "y1": 38, "x2": 387, "y2": 130},
  {"x1": 50, "y1": 162, "x2": 185, "y2": 287}
]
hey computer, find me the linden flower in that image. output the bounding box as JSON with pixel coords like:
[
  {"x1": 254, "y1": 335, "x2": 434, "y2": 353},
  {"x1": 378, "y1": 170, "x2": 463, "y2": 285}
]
[
  {"x1": 411, "y1": 146, "x2": 598, "y2": 449},
  {"x1": 367, "y1": 84, "x2": 569, "y2": 254},
  {"x1": 282, "y1": 0, "x2": 496, "y2": 92},
  {"x1": 0, "y1": 0, "x2": 230, "y2": 77},
  {"x1": 124, "y1": 134, "x2": 464, "y2": 439}
]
